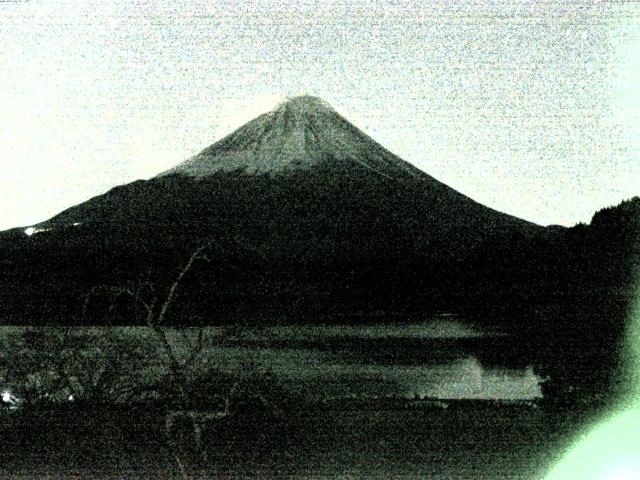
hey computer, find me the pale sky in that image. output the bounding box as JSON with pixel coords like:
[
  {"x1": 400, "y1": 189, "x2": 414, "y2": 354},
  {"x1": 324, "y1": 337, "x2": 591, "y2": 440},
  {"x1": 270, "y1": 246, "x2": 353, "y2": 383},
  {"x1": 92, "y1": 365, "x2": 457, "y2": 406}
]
[{"x1": 1, "y1": 0, "x2": 639, "y2": 230}]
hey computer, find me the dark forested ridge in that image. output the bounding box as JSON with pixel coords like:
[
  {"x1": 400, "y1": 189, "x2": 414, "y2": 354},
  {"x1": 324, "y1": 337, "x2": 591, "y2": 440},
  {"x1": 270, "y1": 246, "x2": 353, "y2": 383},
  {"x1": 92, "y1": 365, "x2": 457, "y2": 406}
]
[
  {"x1": 0, "y1": 168, "x2": 535, "y2": 325},
  {"x1": 1, "y1": 191, "x2": 637, "y2": 332}
]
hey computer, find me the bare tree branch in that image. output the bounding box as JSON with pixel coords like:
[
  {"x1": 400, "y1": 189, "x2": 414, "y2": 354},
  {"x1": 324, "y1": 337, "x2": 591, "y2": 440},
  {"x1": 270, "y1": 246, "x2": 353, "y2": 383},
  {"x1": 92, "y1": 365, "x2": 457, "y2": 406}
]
[{"x1": 156, "y1": 241, "x2": 212, "y2": 327}]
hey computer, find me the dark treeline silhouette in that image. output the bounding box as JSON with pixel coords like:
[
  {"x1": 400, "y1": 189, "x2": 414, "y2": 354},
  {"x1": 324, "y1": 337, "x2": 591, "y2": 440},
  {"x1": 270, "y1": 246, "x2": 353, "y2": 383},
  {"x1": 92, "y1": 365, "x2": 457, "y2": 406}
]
[{"x1": 0, "y1": 195, "x2": 637, "y2": 329}]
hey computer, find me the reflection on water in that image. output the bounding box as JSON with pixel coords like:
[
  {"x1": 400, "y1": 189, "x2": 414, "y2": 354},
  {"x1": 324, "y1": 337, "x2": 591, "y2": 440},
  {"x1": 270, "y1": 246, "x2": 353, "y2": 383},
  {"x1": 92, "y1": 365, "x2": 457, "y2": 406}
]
[
  {"x1": 424, "y1": 356, "x2": 542, "y2": 400},
  {"x1": 259, "y1": 318, "x2": 492, "y2": 340},
  {"x1": 228, "y1": 317, "x2": 544, "y2": 401}
]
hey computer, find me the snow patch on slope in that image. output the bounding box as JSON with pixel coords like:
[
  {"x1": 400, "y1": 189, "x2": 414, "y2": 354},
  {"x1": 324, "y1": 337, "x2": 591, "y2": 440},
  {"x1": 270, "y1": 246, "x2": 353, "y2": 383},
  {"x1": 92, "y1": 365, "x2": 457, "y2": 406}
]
[{"x1": 160, "y1": 95, "x2": 423, "y2": 180}]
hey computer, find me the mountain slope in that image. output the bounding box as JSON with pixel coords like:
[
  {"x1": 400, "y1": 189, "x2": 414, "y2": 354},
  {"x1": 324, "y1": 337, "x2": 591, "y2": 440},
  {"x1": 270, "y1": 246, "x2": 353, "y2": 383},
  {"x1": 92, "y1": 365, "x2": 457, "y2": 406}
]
[{"x1": 38, "y1": 96, "x2": 537, "y2": 254}]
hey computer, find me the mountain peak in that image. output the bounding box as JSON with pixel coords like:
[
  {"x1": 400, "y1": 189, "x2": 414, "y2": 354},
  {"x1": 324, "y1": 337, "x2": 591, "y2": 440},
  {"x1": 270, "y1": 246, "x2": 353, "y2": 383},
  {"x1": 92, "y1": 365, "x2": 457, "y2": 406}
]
[
  {"x1": 161, "y1": 95, "x2": 421, "y2": 178},
  {"x1": 276, "y1": 95, "x2": 335, "y2": 115}
]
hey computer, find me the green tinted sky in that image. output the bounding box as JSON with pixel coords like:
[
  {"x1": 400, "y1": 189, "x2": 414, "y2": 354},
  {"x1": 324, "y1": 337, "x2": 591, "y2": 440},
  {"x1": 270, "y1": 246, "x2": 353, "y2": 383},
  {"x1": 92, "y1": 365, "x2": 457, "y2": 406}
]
[{"x1": 1, "y1": 0, "x2": 639, "y2": 230}]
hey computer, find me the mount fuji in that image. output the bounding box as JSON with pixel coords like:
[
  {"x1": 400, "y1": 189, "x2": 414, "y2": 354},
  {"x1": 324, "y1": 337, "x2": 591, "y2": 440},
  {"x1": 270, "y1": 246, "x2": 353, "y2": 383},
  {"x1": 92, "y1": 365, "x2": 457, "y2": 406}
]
[{"x1": 1, "y1": 96, "x2": 543, "y2": 324}]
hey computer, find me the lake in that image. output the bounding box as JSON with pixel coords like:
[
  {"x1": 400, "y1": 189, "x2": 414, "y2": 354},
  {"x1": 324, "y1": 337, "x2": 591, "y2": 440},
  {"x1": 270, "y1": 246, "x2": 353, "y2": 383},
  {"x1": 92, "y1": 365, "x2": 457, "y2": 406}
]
[{"x1": 1, "y1": 315, "x2": 544, "y2": 403}]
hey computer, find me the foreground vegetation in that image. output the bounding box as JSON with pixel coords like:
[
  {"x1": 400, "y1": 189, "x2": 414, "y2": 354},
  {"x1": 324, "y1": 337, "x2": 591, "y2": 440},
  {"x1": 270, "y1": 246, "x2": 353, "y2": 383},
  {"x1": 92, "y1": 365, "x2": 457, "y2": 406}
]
[{"x1": 1, "y1": 392, "x2": 604, "y2": 480}]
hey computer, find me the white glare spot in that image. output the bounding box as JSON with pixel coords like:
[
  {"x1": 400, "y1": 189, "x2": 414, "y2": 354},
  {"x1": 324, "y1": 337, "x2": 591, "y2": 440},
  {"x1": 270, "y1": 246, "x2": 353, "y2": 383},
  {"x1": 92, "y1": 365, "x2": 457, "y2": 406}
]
[
  {"x1": 73, "y1": 222, "x2": 81, "y2": 226},
  {"x1": 68, "y1": 394, "x2": 74, "y2": 401},
  {"x1": 2, "y1": 391, "x2": 12, "y2": 403},
  {"x1": 24, "y1": 226, "x2": 50, "y2": 236}
]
